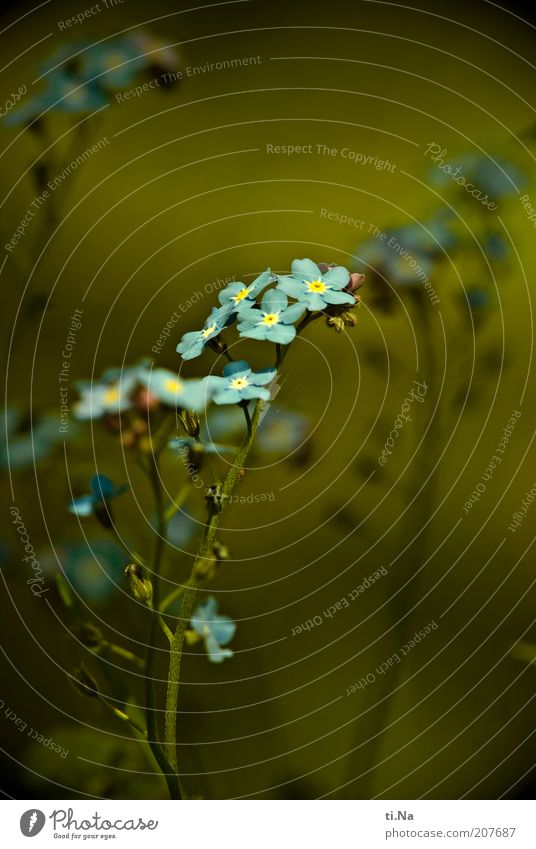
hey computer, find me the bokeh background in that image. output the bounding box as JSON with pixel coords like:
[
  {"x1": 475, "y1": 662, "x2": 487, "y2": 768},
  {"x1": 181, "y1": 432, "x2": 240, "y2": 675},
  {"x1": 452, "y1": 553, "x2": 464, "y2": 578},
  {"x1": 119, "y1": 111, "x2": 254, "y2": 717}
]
[{"x1": 1, "y1": 0, "x2": 536, "y2": 800}]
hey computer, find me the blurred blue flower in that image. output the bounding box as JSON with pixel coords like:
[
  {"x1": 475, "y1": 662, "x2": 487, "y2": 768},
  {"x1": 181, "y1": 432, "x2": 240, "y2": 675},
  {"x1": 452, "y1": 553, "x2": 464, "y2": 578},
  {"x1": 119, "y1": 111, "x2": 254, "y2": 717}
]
[
  {"x1": 63, "y1": 539, "x2": 127, "y2": 603},
  {"x1": 484, "y1": 233, "x2": 509, "y2": 261},
  {"x1": 190, "y1": 596, "x2": 236, "y2": 663},
  {"x1": 237, "y1": 289, "x2": 305, "y2": 344},
  {"x1": 74, "y1": 379, "x2": 134, "y2": 420},
  {"x1": 277, "y1": 258, "x2": 354, "y2": 311},
  {"x1": 466, "y1": 288, "x2": 489, "y2": 311},
  {"x1": 429, "y1": 153, "x2": 525, "y2": 199},
  {"x1": 177, "y1": 305, "x2": 234, "y2": 360},
  {"x1": 1, "y1": 408, "x2": 63, "y2": 469},
  {"x1": 130, "y1": 31, "x2": 181, "y2": 75},
  {"x1": 210, "y1": 360, "x2": 276, "y2": 405},
  {"x1": 218, "y1": 269, "x2": 273, "y2": 315},
  {"x1": 80, "y1": 38, "x2": 146, "y2": 91},
  {"x1": 140, "y1": 367, "x2": 211, "y2": 411},
  {"x1": 69, "y1": 474, "x2": 128, "y2": 517},
  {"x1": 257, "y1": 409, "x2": 309, "y2": 455}
]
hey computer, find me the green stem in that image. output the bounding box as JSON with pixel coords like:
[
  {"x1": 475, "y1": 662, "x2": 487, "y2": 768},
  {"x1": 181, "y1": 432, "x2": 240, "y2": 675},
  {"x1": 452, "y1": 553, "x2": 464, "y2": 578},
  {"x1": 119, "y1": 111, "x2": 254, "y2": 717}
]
[
  {"x1": 163, "y1": 400, "x2": 264, "y2": 785},
  {"x1": 143, "y1": 451, "x2": 181, "y2": 799},
  {"x1": 164, "y1": 481, "x2": 192, "y2": 523},
  {"x1": 104, "y1": 642, "x2": 145, "y2": 669},
  {"x1": 240, "y1": 401, "x2": 252, "y2": 437}
]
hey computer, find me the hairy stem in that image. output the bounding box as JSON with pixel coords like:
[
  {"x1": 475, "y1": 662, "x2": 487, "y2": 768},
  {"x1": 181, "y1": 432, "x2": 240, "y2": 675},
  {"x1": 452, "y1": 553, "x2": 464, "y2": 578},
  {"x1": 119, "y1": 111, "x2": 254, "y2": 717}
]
[{"x1": 163, "y1": 400, "x2": 264, "y2": 786}]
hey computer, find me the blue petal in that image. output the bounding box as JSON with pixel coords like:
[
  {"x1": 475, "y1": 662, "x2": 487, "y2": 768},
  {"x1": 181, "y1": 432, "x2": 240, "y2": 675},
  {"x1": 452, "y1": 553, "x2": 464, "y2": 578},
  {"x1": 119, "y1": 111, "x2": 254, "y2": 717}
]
[
  {"x1": 322, "y1": 290, "x2": 355, "y2": 305},
  {"x1": 277, "y1": 277, "x2": 306, "y2": 299},
  {"x1": 91, "y1": 474, "x2": 116, "y2": 500},
  {"x1": 281, "y1": 303, "x2": 307, "y2": 323},
  {"x1": 249, "y1": 269, "x2": 273, "y2": 296},
  {"x1": 69, "y1": 495, "x2": 95, "y2": 516},
  {"x1": 304, "y1": 293, "x2": 326, "y2": 312},
  {"x1": 205, "y1": 634, "x2": 233, "y2": 663},
  {"x1": 211, "y1": 616, "x2": 237, "y2": 645},
  {"x1": 251, "y1": 367, "x2": 277, "y2": 385},
  {"x1": 238, "y1": 324, "x2": 268, "y2": 341},
  {"x1": 291, "y1": 258, "x2": 322, "y2": 280},
  {"x1": 323, "y1": 266, "x2": 351, "y2": 288},
  {"x1": 262, "y1": 288, "x2": 287, "y2": 312},
  {"x1": 222, "y1": 360, "x2": 250, "y2": 377},
  {"x1": 267, "y1": 324, "x2": 296, "y2": 344},
  {"x1": 240, "y1": 386, "x2": 270, "y2": 401},
  {"x1": 213, "y1": 388, "x2": 243, "y2": 405}
]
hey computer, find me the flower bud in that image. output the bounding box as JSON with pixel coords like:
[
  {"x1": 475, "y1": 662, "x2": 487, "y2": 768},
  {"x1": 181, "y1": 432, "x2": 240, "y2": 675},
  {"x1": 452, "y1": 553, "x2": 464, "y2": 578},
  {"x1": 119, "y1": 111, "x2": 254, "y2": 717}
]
[
  {"x1": 124, "y1": 563, "x2": 153, "y2": 606},
  {"x1": 205, "y1": 483, "x2": 228, "y2": 514},
  {"x1": 179, "y1": 410, "x2": 200, "y2": 438},
  {"x1": 73, "y1": 622, "x2": 103, "y2": 649},
  {"x1": 347, "y1": 272, "x2": 366, "y2": 293},
  {"x1": 213, "y1": 540, "x2": 231, "y2": 561}
]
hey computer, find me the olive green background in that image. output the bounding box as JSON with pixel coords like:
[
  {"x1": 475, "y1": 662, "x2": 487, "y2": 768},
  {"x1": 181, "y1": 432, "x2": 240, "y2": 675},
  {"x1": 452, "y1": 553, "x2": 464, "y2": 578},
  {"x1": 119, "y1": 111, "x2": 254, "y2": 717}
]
[{"x1": 1, "y1": 0, "x2": 536, "y2": 799}]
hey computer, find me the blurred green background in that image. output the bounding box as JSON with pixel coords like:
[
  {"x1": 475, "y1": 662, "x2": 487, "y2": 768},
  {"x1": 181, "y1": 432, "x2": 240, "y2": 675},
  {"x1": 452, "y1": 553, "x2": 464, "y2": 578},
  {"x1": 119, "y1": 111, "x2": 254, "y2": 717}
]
[{"x1": 1, "y1": 0, "x2": 536, "y2": 800}]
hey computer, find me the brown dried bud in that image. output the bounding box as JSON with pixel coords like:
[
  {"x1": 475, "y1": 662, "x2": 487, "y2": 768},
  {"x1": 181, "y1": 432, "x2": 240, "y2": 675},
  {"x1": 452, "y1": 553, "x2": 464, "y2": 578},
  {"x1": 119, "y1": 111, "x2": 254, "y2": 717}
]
[{"x1": 71, "y1": 664, "x2": 99, "y2": 698}]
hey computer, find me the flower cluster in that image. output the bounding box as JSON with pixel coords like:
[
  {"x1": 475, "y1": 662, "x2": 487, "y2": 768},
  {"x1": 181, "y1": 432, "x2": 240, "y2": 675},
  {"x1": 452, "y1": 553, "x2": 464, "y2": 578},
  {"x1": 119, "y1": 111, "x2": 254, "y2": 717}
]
[
  {"x1": 176, "y1": 259, "x2": 361, "y2": 359},
  {"x1": 5, "y1": 31, "x2": 181, "y2": 127}
]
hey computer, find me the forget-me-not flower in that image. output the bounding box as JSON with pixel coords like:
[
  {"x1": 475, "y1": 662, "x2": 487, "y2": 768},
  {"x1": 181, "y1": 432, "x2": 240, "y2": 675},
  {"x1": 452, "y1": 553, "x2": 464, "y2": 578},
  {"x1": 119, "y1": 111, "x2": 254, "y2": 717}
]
[
  {"x1": 277, "y1": 258, "x2": 355, "y2": 312},
  {"x1": 177, "y1": 305, "x2": 234, "y2": 360},
  {"x1": 69, "y1": 474, "x2": 128, "y2": 517},
  {"x1": 210, "y1": 360, "x2": 276, "y2": 405},
  {"x1": 189, "y1": 596, "x2": 236, "y2": 663},
  {"x1": 218, "y1": 269, "x2": 273, "y2": 315},
  {"x1": 237, "y1": 288, "x2": 305, "y2": 344},
  {"x1": 140, "y1": 368, "x2": 211, "y2": 412}
]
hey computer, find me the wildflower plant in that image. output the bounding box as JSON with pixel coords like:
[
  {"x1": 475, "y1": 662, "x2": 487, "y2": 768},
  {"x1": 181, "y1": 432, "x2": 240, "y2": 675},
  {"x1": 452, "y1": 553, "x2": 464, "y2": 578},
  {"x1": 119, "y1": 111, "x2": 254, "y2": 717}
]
[{"x1": 66, "y1": 258, "x2": 363, "y2": 799}]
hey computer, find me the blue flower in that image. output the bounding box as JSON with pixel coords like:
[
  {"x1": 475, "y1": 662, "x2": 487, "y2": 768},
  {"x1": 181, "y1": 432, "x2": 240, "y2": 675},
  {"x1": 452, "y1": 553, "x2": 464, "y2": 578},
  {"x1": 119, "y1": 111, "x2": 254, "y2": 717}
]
[
  {"x1": 63, "y1": 539, "x2": 128, "y2": 603},
  {"x1": 257, "y1": 409, "x2": 309, "y2": 455},
  {"x1": 74, "y1": 377, "x2": 136, "y2": 420},
  {"x1": 429, "y1": 153, "x2": 525, "y2": 199},
  {"x1": 237, "y1": 288, "x2": 305, "y2": 344},
  {"x1": 69, "y1": 474, "x2": 128, "y2": 517},
  {"x1": 177, "y1": 305, "x2": 234, "y2": 360},
  {"x1": 140, "y1": 368, "x2": 211, "y2": 412},
  {"x1": 1, "y1": 408, "x2": 63, "y2": 469},
  {"x1": 277, "y1": 258, "x2": 355, "y2": 312},
  {"x1": 189, "y1": 596, "x2": 236, "y2": 663},
  {"x1": 80, "y1": 38, "x2": 146, "y2": 91},
  {"x1": 218, "y1": 269, "x2": 273, "y2": 315},
  {"x1": 209, "y1": 360, "x2": 276, "y2": 405}
]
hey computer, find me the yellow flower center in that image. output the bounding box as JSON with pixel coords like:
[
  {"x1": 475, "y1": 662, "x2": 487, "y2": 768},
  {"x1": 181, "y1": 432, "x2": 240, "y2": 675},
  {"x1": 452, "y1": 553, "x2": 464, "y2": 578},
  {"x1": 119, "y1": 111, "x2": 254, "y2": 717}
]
[
  {"x1": 164, "y1": 378, "x2": 183, "y2": 394},
  {"x1": 229, "y1": 377, "x2": 249, "y2": 390},
  {"x1": 104, "y1": 387, "x2": 120, "y2": 403},
  {"x1": 307, "y1": 279, "x2": 327, "y2": 293},
  {"x1": 262, "y1": 312, "x2": 279, "y2": 326},
  {"x1": 233, "y1": 287, "x2": 250, "y2": 303},
  {"x1": 201, "y1": 323, "x2": 217, "y2": 339}
]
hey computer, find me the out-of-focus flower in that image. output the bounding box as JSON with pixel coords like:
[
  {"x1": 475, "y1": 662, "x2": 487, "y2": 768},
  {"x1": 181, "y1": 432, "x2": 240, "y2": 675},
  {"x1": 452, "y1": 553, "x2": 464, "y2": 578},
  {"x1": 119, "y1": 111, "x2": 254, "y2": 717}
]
[
  {"x1": 277, "y1": 258, "x2": 355, "y2": 311},
  {"x1": 62, "y1": 539, "x2": 127, "y2": 602},
  {"x1": 177, "y1": 305, "x2": 234, "y2": 360},
  {"x1": 80, "y1": 39, "x2": 145, "y2": 90},
  {"x1": 256, "y1": 408, "x2": 309, "y2": 456},
  {"x1": 237, "y1": 289, "x2": 305, "y2": 344},
  {"x1": 429, "y1": 153, "x2": 525, "y2": 200},
  {"x1": 1, "y1": 408, "x2": 63, "y2": 469},
  {"x1": 210, "y1": 360, "x2": 276, "y2": 405},
  {"x1": 188, "y1": 596, "x2": 236, "y2": 663},
  {"x1": 140, "y1": 367, "x2": 211, "y2": 412},
  {"x1": 73, "y1": 362, "x2": 149, "y2": 420},
  {"x1": 218, "y1": 269, "x2": 273, "y2": 315},
  {"x1": 130, "y1": 31, "x2": 181, "y2": 76},
  {"x1": 68, "y1": 474, "x2": 128, "y2": 517}
]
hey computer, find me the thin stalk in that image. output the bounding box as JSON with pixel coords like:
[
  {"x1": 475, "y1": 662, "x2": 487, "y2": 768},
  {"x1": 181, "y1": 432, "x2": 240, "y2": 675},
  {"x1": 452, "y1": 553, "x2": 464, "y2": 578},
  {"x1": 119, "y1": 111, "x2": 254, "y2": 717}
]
[
  {"x1": 143, "y1": 450, "x2": 181, "y2": 799},
  {"x1": 163, "y1": 400, "x2": 264, "y2": 785},
  {"x1": 104, "y1": 642, "x2": 145, "y2": 669}
]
